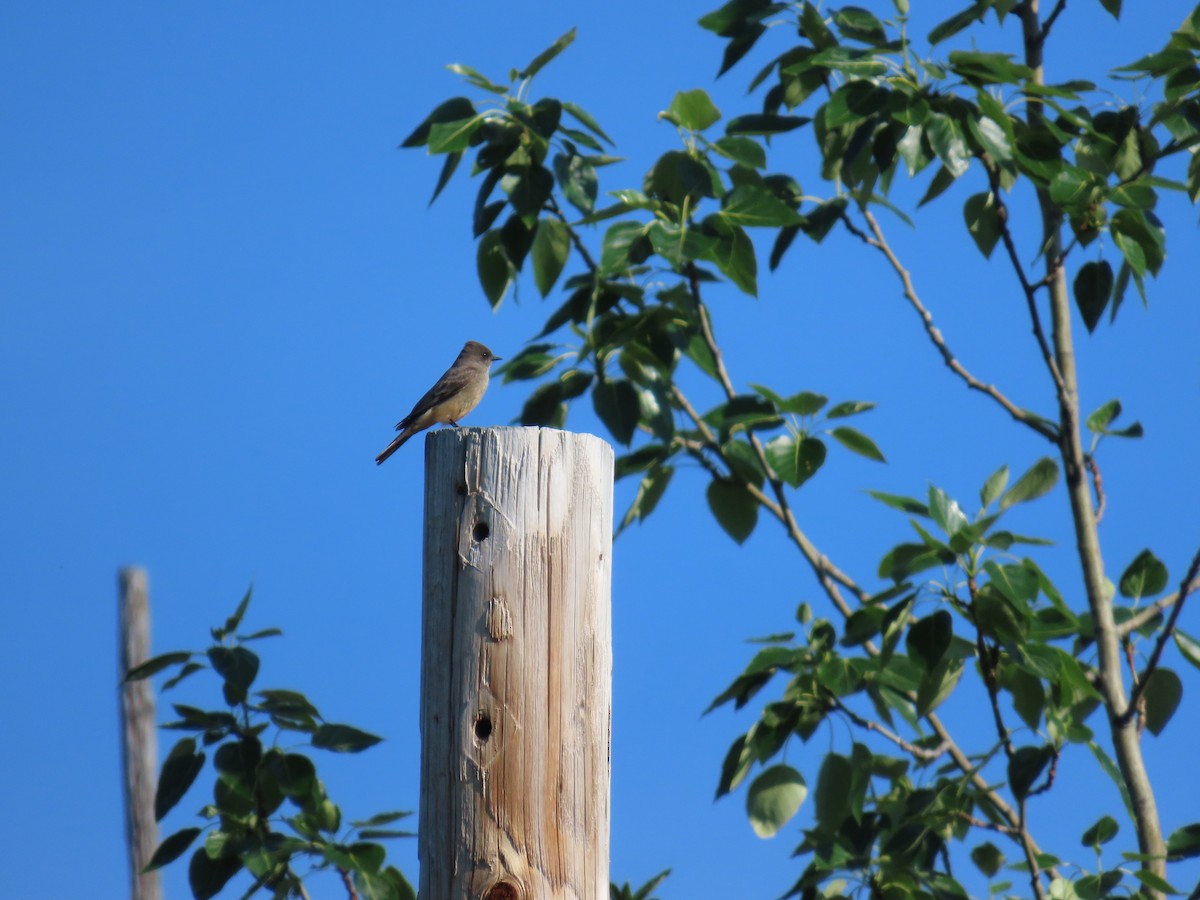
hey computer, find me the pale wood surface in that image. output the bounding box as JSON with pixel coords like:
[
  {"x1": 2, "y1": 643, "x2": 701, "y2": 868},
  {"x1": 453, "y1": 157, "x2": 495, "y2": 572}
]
[
  {"x1": 419, "y1": 427, "x2": 614, "y2": 900},
  {"x1": 118, "y1": 567, "x2": 162, "y2": 900}
]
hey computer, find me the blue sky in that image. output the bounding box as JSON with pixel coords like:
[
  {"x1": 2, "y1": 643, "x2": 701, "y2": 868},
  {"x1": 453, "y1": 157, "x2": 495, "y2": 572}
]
[{"x1": 3, "y1": 2, "x2": 1199, "y2": 898}]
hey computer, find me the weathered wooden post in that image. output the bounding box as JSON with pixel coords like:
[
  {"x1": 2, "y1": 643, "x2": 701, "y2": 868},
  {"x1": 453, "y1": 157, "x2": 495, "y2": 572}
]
[
  {"x1": 118, "y1": 566, "x2": 162, "y2": 900},
  {"x1": 419, "y1": 427, "x2": 613, "y2": 900}
]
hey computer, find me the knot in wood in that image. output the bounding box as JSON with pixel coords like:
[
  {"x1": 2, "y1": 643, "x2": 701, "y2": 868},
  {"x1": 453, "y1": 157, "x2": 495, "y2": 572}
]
[{"x1": 483, "y1": 881, "x2": 520, "y2": 900}]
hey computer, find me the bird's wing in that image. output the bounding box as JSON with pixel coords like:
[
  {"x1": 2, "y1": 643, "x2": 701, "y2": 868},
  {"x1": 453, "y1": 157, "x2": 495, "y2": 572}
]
[{"x1": 394, "y1": 366, "x2": 474, "y2": 431}]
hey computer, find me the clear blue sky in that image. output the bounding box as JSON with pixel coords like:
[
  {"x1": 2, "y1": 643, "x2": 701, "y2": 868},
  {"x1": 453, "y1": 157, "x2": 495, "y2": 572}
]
[{"x1": 3, "y1": 2, "x2": 1198, "y2": 897}]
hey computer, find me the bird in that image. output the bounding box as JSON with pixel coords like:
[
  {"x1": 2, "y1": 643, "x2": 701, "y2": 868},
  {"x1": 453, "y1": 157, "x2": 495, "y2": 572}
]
[{"x1": 375, "y1": 340, "x2": 501, "y2": 464}]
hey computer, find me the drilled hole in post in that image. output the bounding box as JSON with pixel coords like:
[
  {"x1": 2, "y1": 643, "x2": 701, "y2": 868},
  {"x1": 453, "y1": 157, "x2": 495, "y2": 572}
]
[
  {"x1": 475, "y1": 712, "x2": 493, "y2": 742},
  {"x1": 484, "y1": 883, "x2": 518, "y2": 900},
  {"x1": 472, "y1": 521, "x2": 490, "y2": 542},
  {"x1": 456, "y1": 482, "x2": 467, "y2": 496}
]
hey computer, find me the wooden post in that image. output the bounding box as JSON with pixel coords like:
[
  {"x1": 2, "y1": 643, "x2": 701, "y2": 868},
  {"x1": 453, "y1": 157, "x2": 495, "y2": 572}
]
[
  {"x1": 118, "y1": 567, "x2": 162, "y2": 900},
  {"x1": 419, "y1": 427, "x2": 613, "y2": 900}
]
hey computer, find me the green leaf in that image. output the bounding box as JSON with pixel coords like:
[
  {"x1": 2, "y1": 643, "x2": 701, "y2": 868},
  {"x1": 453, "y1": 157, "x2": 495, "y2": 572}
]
[
  {"x1": 726, "y1": 114, "x2": 810, "y2": 136},
  {"x1": 707, "y1": 479, "x2": 759, "y2": 544},
  {"x1": 312, "y1": 724, "x2": 384, "y2": 753},
  {"x1": 620, "y1": 464, "x2": 674, "y2": 531},
  {"x1": 125, "y1": 650, "x2": 193, "y2": 682},
  {"x1": 968, "y1": 114, "x2": 1014, "y2": 162},
  {"x1": 1131, "y1": 870, "x2": 1183, "y2": 895},
  {"x1": 1111, "y1": 208, "x2": 1165, "y2": 277},
  {"x1": 477, "y1": 229, "x2": 513, "y2": 308},
  {"x1": 998, "y1": 457, "x2": 1058, "y2": 510},
  {"x1": 865, "y1": 491, "x2": 929, "y2": 516},
  {"x1": 562, "y1": 101, "x2": 613, "y2": 146},
  {"x1": 915, "y1": 658, "x2": 963, "y2": 716},
  {"x1": 143, "y1": 827, "x2": 202, "y2": 873},
  {"x1": 445, "y1": 63, "x2": 508, "y2": 95},
  {"x1": 1008, "y1": 745, "x2": 1054, "y2": 799},
  {"x1": 926, "y1": 113, "x2": 970, "y2": 177},
  {"x1": 971, "y1": 842, "x2": 1005, "y2": 878},
  {"x1": 1167, "y1": 822, "x2": 1200, "y2": 860},
  {"x1": 429, "y1": 148, "x2": 460, "y2": 204},
  {"x1": 826, "y1": 400, "x2": 874, "y2": 419},
  {"x1": 750, "y1": 385, "x2": 827, "y2": 416},
  {"x1": 553, "y1": 152, "x2": 598, "y2": 215},
  {"x1": 718, "y1": 185, "x2": 804, "y2": 227},
  {"x1": 980, "y1": 465, "x2": 1009, "y2": 508},
  {"x1": 906, "y1": 610, "x2": 953, "y2": 670},
  {"x1": 1075, "y1": 872, "x2": 1125, "y2": 899},
  {"x1": 746, "y1": 764, "x2": 807, "y2": 838},
  {"x1": 530, "y1": 218, "x2": 571, "y2": 297},
  {"x1": 764, "y1": 435, "x2": 826, "y2": 488},
  {"x1": 508, "y1": 165, "x2": 555, "y2": 222},
  {"x1": 1119, "y1": 549, "x2": 1169, "y2": 599},
  {"x1": 703, "y1": 221, "x2": 758, "y2": 295},
  {"x1": 400, "y1": 96, "x2": 476, "y2": 148},
  {"x1": 814, "y1": 753, "x2": 852, "y2": 832},
  {"x1": 427, "y1": 116, "x2": 484, "y2": 155},
  {"x1": 207, "y1": 645, "x2": 260, "y2": 706},
  {"x1": 824, "y1": 81, "x2": 890, "y2": 127},
  {"x1": 1086, "y1": 399, "x2": 1121, "y2": 433},
  {"x1": 1004, "y1": 665, "x2": 1045, "y2": 729},
  {"x1": 1087, "y1": 740, "x2": 1134, "y2": 819},
  {"x1": 830, "y1": 426, "x2": 885, "y2": 462},
  {"x1": 711, "y1": 135, "x2": 767, "y2": 168},
  {"x1": 1143, "y1": 668, "x2": 1182, "y2": 736},
  {"x1": 188, "y1": 849, "x2": 242, "y2": 900},
  {"x1": 350, "y1": 810, "x2": 413, "y2": 829},
  {"x1": 1073, "y1": 261, "x2": 1113, "y2": 333},
  {"x1": 156, "y1": 738, "x2": 205, "y2": 821},
  {"x1": 647, "y1": 150, "x2": 715, "y2": 206},
  {"x1": 963, "y1": 192, "x2": 1002, "y2": 258},
  {"x1": 832, "y1": 6, "x2": 887, "y2": 44},
  {"x1": 949, "y1": 50, "x2": 1032, "y2": 85},
  {"x1": 664, "y1": 88, "x2": 722, "y2": 131},
  {"x1": 928, "y1": 486, "x2": 969, "y2": 537},
  {"x1": 520, "y1": 28, "x2": 577, "y2": 79},
  {"x1": 593, "y1": 379, "x2": 641, "y2": 446},
  {"x1": 1081, "y1": 815, "x2": 1119, "y2": 848},
  {"x1": 220, "y1": 585, "x2": 253, "y2": 637},
  {"x1": 704, "y1": 394, "x2": 782, "y2": 438},
  {"x1": 929, "y1": 2, "x2": 988, "y2": 44},
  {"x1": 1174, "y1": 630, "x2": 1200, "y2": 671}
]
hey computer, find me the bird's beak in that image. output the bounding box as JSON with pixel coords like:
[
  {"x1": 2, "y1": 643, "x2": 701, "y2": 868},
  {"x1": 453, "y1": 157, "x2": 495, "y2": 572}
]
[{"x1": 493, "y1": 356, "x2": 503, "y2": 362}]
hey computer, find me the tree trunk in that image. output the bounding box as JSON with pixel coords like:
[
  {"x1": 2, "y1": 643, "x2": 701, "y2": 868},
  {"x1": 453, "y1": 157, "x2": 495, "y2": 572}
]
[{"x1": 418, "y1": 427, "x2": 614, "y2": 900}]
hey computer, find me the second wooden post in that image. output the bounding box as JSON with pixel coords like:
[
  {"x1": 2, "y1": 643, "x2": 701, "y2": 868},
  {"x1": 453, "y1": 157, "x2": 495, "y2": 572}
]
[{"x1": 419, "y1": 426, "x2": 614, "y2": 900}]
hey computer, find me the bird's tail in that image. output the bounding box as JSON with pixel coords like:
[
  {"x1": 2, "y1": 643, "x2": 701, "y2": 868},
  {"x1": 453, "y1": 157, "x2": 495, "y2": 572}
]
[{"x1": 375, "y1": 431, "x2": 412, "y2": 465}]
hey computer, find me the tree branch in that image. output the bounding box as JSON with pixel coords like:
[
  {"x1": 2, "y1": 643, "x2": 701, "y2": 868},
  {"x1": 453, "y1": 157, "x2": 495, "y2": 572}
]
[
  {"x1": 984, "y1": 164, "x2": 1067, "y2": 398},
  {"x1": 1019, "y1": 2, "x2": 1166, "y2": 889},
  {"x1": 825, "y1": 694, "x2": 951, "y2": 761},
  {"x1": 843, "y1": 209, "x2": 1058, "y2": 443},
  {"x1": 1124, "y1": 547, "x2": 1200, "y2": 720},
  {"x1": 1115, "y1": 576, "x2": 1200, "y2": 638},
  {"x1": 1085, "y1": 454, "x2": 1106, "y2": 524},
  {"x1": 1039, "y1": 0, "x2": 1068, "y2": 45}
]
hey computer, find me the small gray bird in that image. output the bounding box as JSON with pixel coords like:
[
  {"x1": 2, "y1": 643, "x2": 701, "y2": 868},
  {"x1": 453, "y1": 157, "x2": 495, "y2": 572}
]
[{"x1": 375, "y1": 340, "x2": 501, "y2": 464}]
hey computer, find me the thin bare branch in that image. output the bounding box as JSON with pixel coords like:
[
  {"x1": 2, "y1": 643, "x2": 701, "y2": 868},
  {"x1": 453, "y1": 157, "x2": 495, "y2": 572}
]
[
  {"x1": 1115, "y1": 578, "x2": 1200, "y2": 638},
  {"x1": 968, "y1": 576, "x2": 1017, "y2": 762},
  {"x1": 844, "y1": 209, "x2": 1058, "y2": 443},
  {"x1": 1086, "y1": 454, "x2": 1106, "y2": 524},
  {"x1": 960, "y1": 812, "x2": 1019, "y2": 836},
  {"x1": 1039, "y1": 0, "x2": 1069, "y2": 44},
  {"x1": 825, "y1": 694, "x2": 951, "y2": 761},
  {"x1": 984, "y1": 165, "x2": 1068, "y2": 398},
  {"x1": 1124, "y1": 547, "x2": 1200, "y2": 720},
  {"x1": 547, "y1": 196, "x2": 600, "y2": 273}
]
